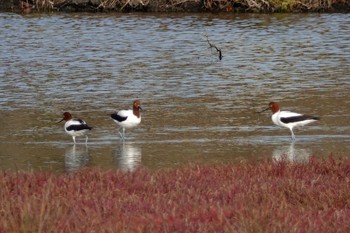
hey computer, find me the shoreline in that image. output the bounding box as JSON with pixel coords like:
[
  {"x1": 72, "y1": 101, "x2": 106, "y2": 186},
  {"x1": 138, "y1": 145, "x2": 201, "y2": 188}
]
[{"x1": 1, "y1": 0, "x2": 350, "y2": 14}]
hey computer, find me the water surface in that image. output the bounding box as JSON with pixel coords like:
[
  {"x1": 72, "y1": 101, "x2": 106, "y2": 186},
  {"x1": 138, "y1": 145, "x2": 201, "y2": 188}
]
[{"x1": 0, "y1": 12, "x2": 349, "y2": 172}]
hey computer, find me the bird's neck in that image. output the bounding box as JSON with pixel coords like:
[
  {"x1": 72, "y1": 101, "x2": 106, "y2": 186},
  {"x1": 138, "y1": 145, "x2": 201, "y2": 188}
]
[{"x1": 133, "y1": 108, "x2": 141, "y2": 118}]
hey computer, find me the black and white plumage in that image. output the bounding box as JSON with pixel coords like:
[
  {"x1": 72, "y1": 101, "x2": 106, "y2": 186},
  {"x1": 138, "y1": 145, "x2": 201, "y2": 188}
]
[
  {"x1": 58, "y1": 112, "x2": 92, "y2": 144},
  {"x1": 262, "y1": 102, "x2": 320, "y2": 140},
  {"x1": 111, "y1": 100, "x2": 142, "y2": 139}
]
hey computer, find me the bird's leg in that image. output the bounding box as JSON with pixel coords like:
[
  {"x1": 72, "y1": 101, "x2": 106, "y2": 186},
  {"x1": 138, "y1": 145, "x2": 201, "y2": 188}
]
[
  {"x1": 85, "y1": 136, "x2": 88, "y2": 144},
  {"x1": 73, "y1": 136, "x2": 76, "y2": 144},
  {"x1": 290, "y1": 129, "x2": 296, "y2": 141},
  {"x1": 118, "y1": 129, "x2": 123, "y2": 139},
  {"x1": 122, "y1": 128, "x2": 125, "y2": 140}
]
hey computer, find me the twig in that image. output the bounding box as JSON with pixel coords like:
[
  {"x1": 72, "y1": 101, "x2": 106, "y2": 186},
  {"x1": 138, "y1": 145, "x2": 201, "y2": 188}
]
[
  {"x1": 121, "y1": 0, "x2": 131, "y2": 10},
  {"x1": 121, "y1": 0, "x2": 149, "y2": 9},
  {"x1": 205, "y1": 34, "x2": 223, "y2": 60}
]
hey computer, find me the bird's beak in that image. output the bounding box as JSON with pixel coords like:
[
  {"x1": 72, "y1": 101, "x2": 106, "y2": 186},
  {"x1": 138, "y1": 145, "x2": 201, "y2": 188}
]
[
  {"x1": 138, "y1": 106, "x2": 143, "y2": 111},
  {"x1": 57, "y1": 118, "x2": 64, "y2": 123},
  {"x1": 257, "y1": 107, "x2": 269, "y2": 114}
]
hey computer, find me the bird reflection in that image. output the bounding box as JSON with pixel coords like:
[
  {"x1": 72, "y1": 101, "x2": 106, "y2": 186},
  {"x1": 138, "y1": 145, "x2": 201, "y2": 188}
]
[
  {"x1": 272, "y1": 142, "x2": 311, "y2": 163},
  {"x1": 114, "y1": 142, "x2": 142, "y2": 172},
  {"x1": 64, "y1": 145, "x2": 90, "y2": 173}
]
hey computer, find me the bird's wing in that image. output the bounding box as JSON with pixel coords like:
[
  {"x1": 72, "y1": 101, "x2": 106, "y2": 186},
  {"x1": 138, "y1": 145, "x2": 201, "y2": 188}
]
[
  {"x1": 66, "y1": 119, "x2": 92, "y2": 131},
  {"x1": 111, "y1": 110, "x2": 130, "y2": 122},
  {"x1": 280, "y1": 111, "x2": 318, "y2": 124},
  {"x1": 66, "y1": 124, "x2": 92, "y2": 131}
]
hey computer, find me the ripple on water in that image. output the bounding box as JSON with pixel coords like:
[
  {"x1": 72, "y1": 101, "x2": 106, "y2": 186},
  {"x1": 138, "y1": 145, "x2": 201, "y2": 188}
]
[{"x1": 0, "y1": 12, "x2": 349, "y2": 171}]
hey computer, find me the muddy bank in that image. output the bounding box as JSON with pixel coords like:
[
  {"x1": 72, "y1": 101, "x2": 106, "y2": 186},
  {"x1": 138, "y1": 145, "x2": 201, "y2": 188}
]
[{"x1": 2, "y1": 0, "x2": 350, "y2": 13}]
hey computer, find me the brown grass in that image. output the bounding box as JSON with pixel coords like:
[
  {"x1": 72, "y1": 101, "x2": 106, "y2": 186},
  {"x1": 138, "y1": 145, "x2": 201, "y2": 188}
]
[
  {"x1": 13, "y1": 0, "x2": 350, "y2": 12},
  {"x1": 1, "y1": 156, "x2": 350, "y2": 232}
]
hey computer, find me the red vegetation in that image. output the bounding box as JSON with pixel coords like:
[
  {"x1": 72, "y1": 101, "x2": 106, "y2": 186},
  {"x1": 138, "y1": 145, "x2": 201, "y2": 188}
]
[{"x1": 1, "y1": 157, "x2": 350, "y2": 232}]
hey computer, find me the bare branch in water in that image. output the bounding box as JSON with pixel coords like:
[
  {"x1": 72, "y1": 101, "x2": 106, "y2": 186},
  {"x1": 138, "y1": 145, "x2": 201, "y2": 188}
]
[{"x1": 205, "y1": 34, "x2": 222, "y2": 60}]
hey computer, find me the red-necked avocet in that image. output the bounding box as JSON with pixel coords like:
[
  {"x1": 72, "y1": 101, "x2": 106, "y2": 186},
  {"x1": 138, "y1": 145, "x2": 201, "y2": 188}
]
[
  {"x1": 58, "y1": 112, "x2": 92, "y2": 144},
  {"x1": 260, "y1": 102, "x2": 320, "y2": 140},
  {"x1": 110, "y1": 100, "x2": 142, "y2": 139}
]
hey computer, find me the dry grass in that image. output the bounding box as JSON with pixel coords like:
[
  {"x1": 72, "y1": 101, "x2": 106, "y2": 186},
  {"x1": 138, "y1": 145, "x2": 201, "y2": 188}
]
[
  {"x1": 1, "y1": 156, "x2": 350, "y2": 232},
  {"x1": 16, "y1": 0, "x2": 350, "y2": 12}
]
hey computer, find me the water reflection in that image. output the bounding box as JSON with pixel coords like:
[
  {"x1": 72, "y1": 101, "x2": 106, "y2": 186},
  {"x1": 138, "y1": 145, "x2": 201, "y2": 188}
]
[
  {"x1": 114, "y1": 142, "x2": 142, "y2": 172},
  {"x1": 64, "y1": 145, "x2": 90, "y2": 173},
  {"x1": 0, "y1": 13, "x2": 349, "y2": 172},
  {"x1": 272, "y1": 142, "x2": 311, "y2": 163}
]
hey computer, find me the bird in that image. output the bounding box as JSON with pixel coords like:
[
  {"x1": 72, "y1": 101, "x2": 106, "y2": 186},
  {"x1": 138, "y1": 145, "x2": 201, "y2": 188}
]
[
  {"x1": 260, "y1": 102, "x2": 320, "y2": 140},
  {"x1": 111, "y1": 100, "x2": 142, "y2": 140},
  {"x1": 58, "y1": 112, "x2": 92, "y2": 144}
]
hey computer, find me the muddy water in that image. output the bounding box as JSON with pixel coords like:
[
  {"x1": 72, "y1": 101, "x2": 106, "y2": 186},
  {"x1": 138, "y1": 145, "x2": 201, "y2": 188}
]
[{"x1": 0, "y1": 12, "x2": 349, "y2": 172}]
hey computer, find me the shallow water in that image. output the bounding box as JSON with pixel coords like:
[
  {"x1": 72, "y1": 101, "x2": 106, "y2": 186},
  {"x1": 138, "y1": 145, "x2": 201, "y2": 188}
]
[{"x1": 0, "y1": 12, "x2": 349, "y2": 172}]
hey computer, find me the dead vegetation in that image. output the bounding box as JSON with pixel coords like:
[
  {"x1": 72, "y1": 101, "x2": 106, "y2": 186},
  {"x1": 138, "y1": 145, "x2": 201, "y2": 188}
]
[
  {"x1": 13, "y1": 0, "x2": 350, "y2": 12},
  {"x1": 205, "y1": 34, "x2": 223, "y2": 60}
]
